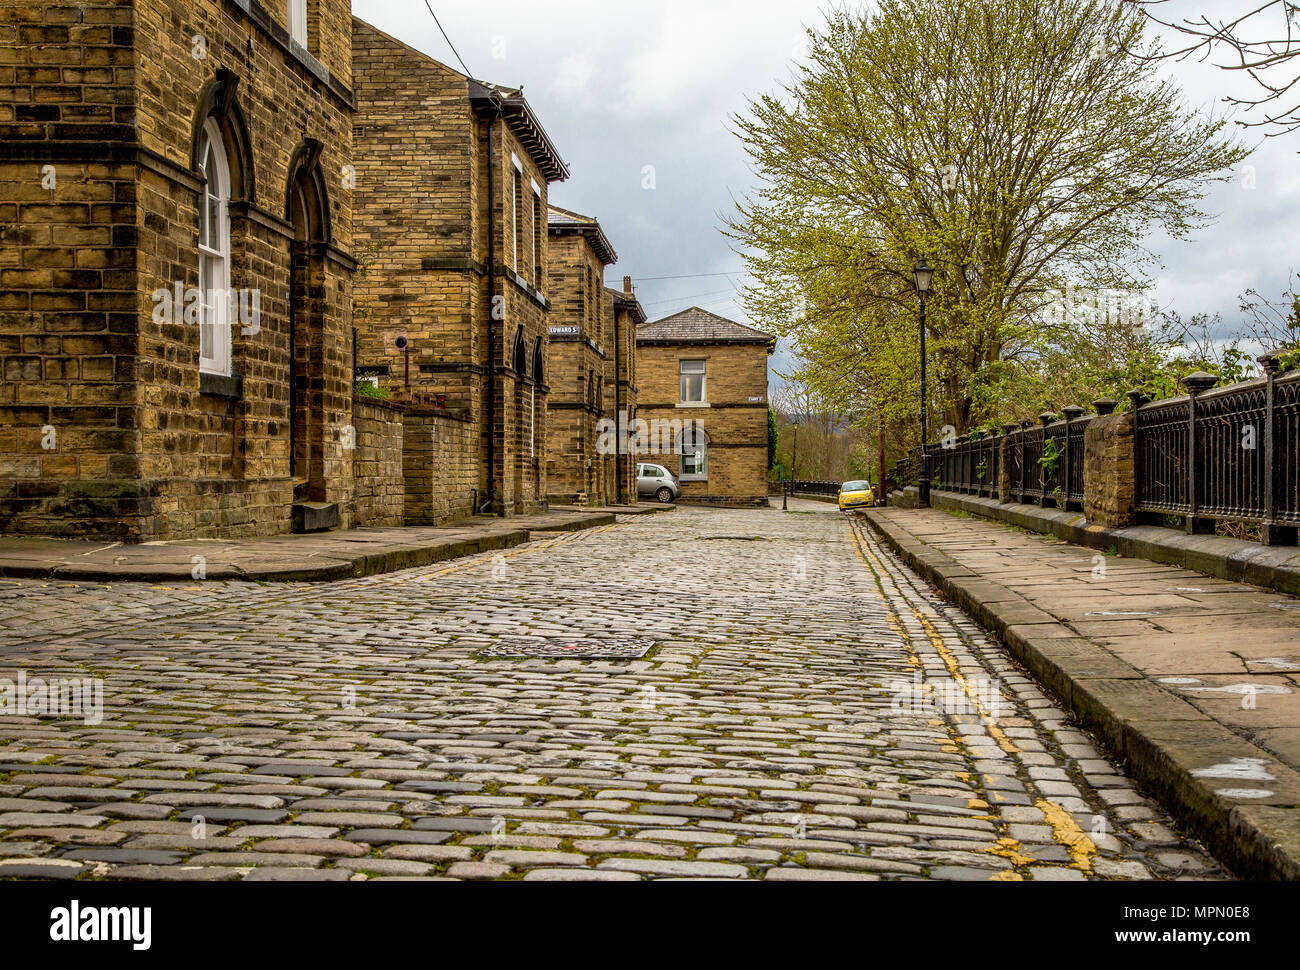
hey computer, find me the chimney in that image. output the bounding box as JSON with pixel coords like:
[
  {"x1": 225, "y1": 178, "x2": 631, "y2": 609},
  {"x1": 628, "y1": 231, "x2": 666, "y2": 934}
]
[{"x1": 623, "y1": 276, "x2": 634, "y2": 294}]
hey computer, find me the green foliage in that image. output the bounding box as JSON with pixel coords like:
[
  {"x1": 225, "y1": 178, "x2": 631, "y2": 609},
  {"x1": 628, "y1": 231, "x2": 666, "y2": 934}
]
[
  {"x1": 726, "y1": 0, "x2": 1248, "y2": 440},
  {"x1": 767, "y1": 407, "x2": 779, "y2": 470},
  {"x1": 355, "y1": 380, "x2": 390, "y2": 400},
  {"x1": 1040, "y1": 434, "x2": 1062, "y2": 477}
]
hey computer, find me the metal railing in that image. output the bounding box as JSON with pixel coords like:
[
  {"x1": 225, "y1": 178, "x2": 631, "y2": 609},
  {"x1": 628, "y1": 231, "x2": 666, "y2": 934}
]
[
  {"x1": 788, "y1": 480, "x2": 843, "y2": 498},
  {"x1": 885, "y1": 359, "x2": 1300, "y2": 546},
  {"x1": 1134, "y1": 365, "x2": 1300, "y2": 541},
  {"x1": 892, "y1": 406, "x2": 1096, "y2": 511}
]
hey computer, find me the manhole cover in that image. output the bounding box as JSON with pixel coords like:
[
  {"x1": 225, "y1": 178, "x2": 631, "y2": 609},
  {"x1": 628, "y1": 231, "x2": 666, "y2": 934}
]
[{"x1": 478, "y1": 637, "x2": 658, "y2": 659}]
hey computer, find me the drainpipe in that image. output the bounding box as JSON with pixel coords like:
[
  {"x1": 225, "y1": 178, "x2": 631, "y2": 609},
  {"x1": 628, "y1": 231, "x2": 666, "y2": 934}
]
[
  {"x1": 481, "y1": 101, "x2": 502, "y2": 515},
  {"x1": 613, "y1": 286, "x2": 621, "y2": 505}
]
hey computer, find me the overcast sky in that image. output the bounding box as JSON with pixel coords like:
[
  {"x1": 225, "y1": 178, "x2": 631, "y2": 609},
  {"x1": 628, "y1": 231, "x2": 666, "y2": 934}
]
[{"x1": 352, "y1": 1, "x2": 1300, "y2": 382}]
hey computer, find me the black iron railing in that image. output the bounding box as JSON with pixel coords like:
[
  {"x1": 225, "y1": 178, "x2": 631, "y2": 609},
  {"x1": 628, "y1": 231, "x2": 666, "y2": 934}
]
[
  {"x1": 886, "y1": 361, "x2": 1300, "y2": 546},
  {"x1": 1134, "y1": 367, "x2": 1300, "y2": 541},
  {"x1": 788, "y1": 480, "x2": 842, "y2": 498},
  {"x1": 892, "y1": 407, "x2": 1095, "y2": 510}
]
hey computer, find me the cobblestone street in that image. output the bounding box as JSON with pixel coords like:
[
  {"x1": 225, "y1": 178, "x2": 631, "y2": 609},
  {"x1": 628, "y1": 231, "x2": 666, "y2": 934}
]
[{"x1": 0, "y1": 502, "x2": 1227, "y2": 881}]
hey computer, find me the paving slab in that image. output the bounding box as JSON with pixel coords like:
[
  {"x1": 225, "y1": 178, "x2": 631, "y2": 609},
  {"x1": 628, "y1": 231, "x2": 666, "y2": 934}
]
[
  {"x1": 867, "y1": 504, "x2": 1300, "y2": 879},
  {"x1": 0, "y1": 511, "x2": 615, "y2": 583}
]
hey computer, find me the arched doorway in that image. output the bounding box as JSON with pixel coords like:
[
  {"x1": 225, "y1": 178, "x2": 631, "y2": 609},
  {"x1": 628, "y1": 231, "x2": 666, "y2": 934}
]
[{"x1": 285, "y1": 140, "x2": 331, "y2": 503}]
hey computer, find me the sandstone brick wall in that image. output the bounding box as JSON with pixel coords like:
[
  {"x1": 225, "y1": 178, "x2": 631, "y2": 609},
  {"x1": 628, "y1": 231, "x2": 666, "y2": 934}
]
[
  {"x1": 352, "y1": 17, "x2": 552, "y2": 518},
  {"x1": 545, "y1": 230, "x2": 612, "y2": 504},
  {"x1": 1084, "y1": 411, "x2": 1137, "y2": 528},
  {"x1": 1, "y1": 0, "x2": 357, "y2": 540},
  {"x1": 611, "y1": 296, "x2": 640, "y2": 504},
  {"x1": 351, "y1": 395, "x2": 404, "y2": 527},
  {"x1": 403, "y1": 408, "x2": 477, "y2": 525},
  {"x1": 635, "y1": 341, "x2": 770, "y2": 506}
]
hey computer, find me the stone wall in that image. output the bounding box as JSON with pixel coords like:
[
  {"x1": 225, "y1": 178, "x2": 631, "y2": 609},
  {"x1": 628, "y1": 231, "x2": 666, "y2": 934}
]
[
  {"x1": 403, "y1": 408, "x2": 477, "y2": 525},
  {"x1": 0, "y1": 0, "x2": 357, "y2": 541},
  {"x1": 545, "y1": 230, "x2": 612, "y2": 504},
  {"x1": 1084, "y1": 411, "x2": 1137, "y2": 528},
  {"x1": 352, "y1": 17, "x2": 553, "y2": 518},
  {"x1": 635, "y1": 341, "x2": 771, "y2": 507},
  {"x1": 351, "y1": 396, "x2": 404, "y2": 527}
]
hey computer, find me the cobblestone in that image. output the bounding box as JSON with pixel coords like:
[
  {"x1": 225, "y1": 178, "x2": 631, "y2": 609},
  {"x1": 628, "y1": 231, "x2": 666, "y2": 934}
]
[{"x1": 0, "y1": 503, "x2": 1227, "y2": 880}]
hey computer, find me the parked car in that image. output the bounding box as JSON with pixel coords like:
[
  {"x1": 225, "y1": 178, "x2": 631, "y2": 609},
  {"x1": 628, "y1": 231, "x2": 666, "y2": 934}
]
[
  {"x1": 838, "y1": 480, "x2": 875, "y2": 511},
  {"x1": 637, "y1": 463, "x2": 681, "y2": 504}
]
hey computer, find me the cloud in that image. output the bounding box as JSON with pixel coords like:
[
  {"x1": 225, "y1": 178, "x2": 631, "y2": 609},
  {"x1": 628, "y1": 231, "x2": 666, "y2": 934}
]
[{"x1": 353, "y1": 0, "x2": 1300, "y2": 384}]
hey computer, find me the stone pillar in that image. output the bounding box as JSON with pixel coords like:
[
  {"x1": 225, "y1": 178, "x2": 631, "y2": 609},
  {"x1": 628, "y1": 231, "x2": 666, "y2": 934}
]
[
  {"x1": 998, "y1": 424, "x2": 1017, "y2": 504},
  {"x1": 1083, "y1": 399, "x2": 1137, "y2": 528}
]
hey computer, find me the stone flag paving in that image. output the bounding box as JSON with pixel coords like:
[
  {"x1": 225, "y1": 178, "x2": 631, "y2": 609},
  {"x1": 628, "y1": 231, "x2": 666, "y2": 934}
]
[{"x1": 0, "y1": 502, "x2": 1226, "y2": 880}]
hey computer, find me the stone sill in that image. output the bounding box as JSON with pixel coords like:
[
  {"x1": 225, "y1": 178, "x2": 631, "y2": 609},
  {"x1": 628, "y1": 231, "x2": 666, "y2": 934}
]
[
  {"x1": 199, "y1": 371, "x2": 243, "y2": 400},
  {"x1": 926, "y1": 490, "x2": 1300, "y2": 597}
]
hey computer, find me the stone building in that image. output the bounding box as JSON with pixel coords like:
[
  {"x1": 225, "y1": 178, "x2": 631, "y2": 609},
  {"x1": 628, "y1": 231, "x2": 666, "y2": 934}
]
[
  {"x1": 0, "y1": 0, "x2": 359, "y2": 540},
  {"x1": 350, "y1": 18, "x2": 568, "y2": 519},
  {"x1": 544, "y1": 205, "x2": 643, "y2": 506},
  {"x1": 607, "y1": 279, "x2": 644, "y2": 504},
  {"x1": 635, "y1": 307, "x2": 774, "y2": 507}
]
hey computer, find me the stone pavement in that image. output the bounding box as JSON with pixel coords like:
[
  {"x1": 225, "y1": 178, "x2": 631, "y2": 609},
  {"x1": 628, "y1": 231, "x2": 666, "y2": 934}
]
[
  {"x1": 867, "y1": 505, "x2": 1300, "y2": 879},
  {"x1": 0, "y1": 510, "x2": 620, "y2": 583},
  {"x1": 0, "y1": 501, "x2": 1226, "y2": 881}
]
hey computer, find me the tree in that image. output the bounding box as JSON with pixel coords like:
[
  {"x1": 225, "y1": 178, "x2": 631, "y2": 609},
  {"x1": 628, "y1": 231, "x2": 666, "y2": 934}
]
[
  {"x1": 1125, "y1": 1, "x2": 1300, "y2": 135},
  {"x1": 767, "y1": 406, "x2": 779, "y2": 472},
  {"x1": 727, "y1": 0, "x2": 1248, "y2": 440}
]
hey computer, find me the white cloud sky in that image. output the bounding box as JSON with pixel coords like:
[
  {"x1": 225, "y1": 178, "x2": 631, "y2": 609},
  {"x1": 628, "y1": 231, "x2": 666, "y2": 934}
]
[{"x1": 352, "y1": 0, "x2": 1300, "y2": 384}]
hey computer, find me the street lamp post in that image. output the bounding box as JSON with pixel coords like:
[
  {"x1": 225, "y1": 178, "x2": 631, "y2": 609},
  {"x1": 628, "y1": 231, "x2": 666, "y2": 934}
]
[{"x1": 913, "y1": 257, "x2": 935, "y2": 508}]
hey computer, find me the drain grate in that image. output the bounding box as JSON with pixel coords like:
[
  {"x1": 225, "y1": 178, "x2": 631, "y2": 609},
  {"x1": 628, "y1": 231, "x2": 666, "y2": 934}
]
[{"x1": 478, "y1": 637, "x2": 658, "y2": 659}]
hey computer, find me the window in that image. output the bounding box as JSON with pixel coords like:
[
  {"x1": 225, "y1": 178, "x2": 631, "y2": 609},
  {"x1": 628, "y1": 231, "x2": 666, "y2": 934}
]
[
  {"x1": 529, "y1": 384, "x2": 536, "y2": 457},
  {"x1": 583, "y1": 265, "x2": 591, "y2": 332},
  {"x1": 679, "y1": 359, "x2": 706, "y2": 404},
  {"x1": 510, "y1": 155, "x2": 523, "y2": 274},
  {"x1": 513, "y1": 327, "x2": 527, "y2": 374},
  {"x1": 679, "y1": 428, "x2": 708, "y2": 481},
  {"x1": 287, "y1": 0, "x2": 307, "y2": 47},
  {"x1": 531, "y1": 181, "x2": 543, "y2": 287},
  {"x1": 197, "y1": 118, "x2": 232, "y2": 377}
]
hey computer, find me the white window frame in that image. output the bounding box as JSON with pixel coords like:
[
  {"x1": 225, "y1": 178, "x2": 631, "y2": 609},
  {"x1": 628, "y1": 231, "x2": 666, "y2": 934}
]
[
  {"x1": 678, "y1": 428, "x2": 708, "y2": 482},
  {"x1": 510, "y1": 154, "x2": 523, "y2": 274},
  {"x1": 197, "y1": 117, "x2": 232, "y2": 378},
  {"x1": 679, "y1": 358, "x2": 707, "y2": 405},
  {"x1": 287, "y1": 0, "x2": 308, "y2": 48},
  {"x1": 530, "y1": 178, "x2": 542, "y2": 287}
]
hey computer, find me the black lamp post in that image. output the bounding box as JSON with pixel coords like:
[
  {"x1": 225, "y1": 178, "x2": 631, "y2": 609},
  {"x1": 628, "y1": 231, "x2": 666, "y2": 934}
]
[{"x1": 913, "y1": 257, "x2": 935, "y2": 507}]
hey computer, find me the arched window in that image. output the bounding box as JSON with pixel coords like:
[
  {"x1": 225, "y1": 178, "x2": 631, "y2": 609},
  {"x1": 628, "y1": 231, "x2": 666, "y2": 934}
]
[
  {"x1": 679, "y1": 426, "x2": 708, "y2": 482},
  {"x1": 532, "y1": 337, "x2": 544, "y2": 383},
  {"x1": 513, "y1": 328, "x2": 527, "y2": 375},
  {"x1": 197, "y1": 117, "x2": 232, "y2": 376}
]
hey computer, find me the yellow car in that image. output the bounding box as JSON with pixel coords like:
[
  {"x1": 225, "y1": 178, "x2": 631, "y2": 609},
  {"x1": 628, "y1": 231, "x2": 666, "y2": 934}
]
[{"x1": 838, "y1": 480, "x2": 875, "y2": 511}]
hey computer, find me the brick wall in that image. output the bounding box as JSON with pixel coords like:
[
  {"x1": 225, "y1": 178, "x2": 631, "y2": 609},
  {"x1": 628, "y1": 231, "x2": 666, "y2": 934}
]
[
  {"x1": 402, "y1": 407, "x2": 477, "y2": 525},
  {"x1": 1084, "y1": 411, "x2": 1137, "y2": 528},
  {"x1": 0, "y1": 0, "x2": 357, "y2": 540},
  {"x1": 635, "y1": 341, "x2": 770, "y2": 506},
  {"x1": 545, "y1": 230, "x2": 611, "y2": 504},
  {"x1": 352, "y1": 17, "x2": 553, "y2": 518},
  {"x1": 351, "y1": 395, "x2": 403, "y2": 527}
]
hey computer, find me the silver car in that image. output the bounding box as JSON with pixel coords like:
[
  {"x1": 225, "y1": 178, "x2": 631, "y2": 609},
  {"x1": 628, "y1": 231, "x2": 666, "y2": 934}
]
[{"x1": 637, "y1": 463, "x2": 681, "y2": 503}]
